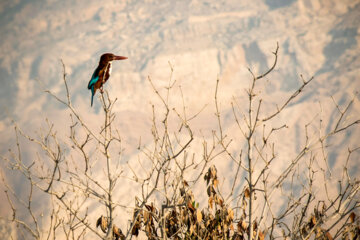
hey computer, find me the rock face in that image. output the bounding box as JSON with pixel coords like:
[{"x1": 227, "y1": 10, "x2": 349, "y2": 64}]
[
  {"x1": 1, "y1": 0, "x2": 357, "y2": 158},
  {"x1": 0, "y1": 0, "x2": 359, "y2": 237},
  {"x1": 0, "y1": 219, "x2": 13, "y2": 239}
]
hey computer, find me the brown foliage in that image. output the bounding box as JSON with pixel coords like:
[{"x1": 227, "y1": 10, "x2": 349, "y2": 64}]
[{"x1": 95, "y1": 165, "x2": 268, "y2": 239}]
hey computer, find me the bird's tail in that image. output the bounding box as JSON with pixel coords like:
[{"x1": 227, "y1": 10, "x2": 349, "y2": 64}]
[{"x1": 91, "y1": 86, "x2": 95, "y2": 107}]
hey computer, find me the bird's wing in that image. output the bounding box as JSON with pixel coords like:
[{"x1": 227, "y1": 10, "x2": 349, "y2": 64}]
[
  {"x1": 88, "y1": 69, "x2": 99, "y2": 89},
  {"x1": 88, "y1": 76, "x2": 99, "y2": 89}
]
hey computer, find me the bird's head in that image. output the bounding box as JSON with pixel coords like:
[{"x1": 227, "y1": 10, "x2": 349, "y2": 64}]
[{"x1": 100, "y1": 53, "x2": 128, "y2": 63}]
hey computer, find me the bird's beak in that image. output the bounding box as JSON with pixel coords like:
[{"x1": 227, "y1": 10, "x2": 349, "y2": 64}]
[{"x1": 113, "y1": 55, "x2": 128, "y2": 60}]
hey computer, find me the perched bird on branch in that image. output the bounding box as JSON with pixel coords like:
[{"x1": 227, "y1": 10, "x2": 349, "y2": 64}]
[{"x1": 88, "y1": 53, "x2": 127, "y2": 106}]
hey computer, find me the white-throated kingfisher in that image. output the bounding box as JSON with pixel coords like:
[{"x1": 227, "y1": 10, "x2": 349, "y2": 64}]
[{"x1": 88, "y1": 53, "x2": 127, "y2": 106}]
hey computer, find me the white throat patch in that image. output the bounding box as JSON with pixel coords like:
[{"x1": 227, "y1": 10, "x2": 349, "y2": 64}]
[{"x1": 108, "y1": 62, "x2": 112, "y2": 75}]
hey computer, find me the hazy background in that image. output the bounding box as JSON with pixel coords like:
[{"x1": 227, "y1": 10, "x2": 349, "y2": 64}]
[{"x1": 0, "y1": 0, "x2": 359, "y2": 238}]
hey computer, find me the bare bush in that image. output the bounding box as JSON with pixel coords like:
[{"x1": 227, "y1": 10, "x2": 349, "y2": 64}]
[{"x1": 1, "y1": 44, "x2": 359, "y2": 240}]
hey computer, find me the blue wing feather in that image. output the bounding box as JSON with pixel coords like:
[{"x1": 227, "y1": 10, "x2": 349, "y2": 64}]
[
  {"x1": 88, "y1": 67, "x2": 100, "y2": 88},
  {"x1": 88, "y1": 75, "x2": 99, "y2": 89},
  {"x1": 88, "y1": 69, "x2": 99, "y2": 106}
]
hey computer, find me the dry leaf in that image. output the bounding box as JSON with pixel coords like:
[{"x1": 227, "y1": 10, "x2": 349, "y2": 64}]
[
  {"x1": 244, "y1": 188, "x2": 250, "y2": 199},
  {"x1": 197, "y1": 209, "x2": 202, "y2": 223},
  {"x1": 143, "y1": 210, "x2": 149, "y2": 222},
  {"x1": 132, "y1": 222, "x2": 140, "y2": 236},
  {"x1": 238, "y1": 219, "x2": 247, "y2": 233},
  {"x1": 224, "y1": 223, "x2": 228, "y2": 233},
  {"x1": 218, "y1": 197, "x2": 224, "y2": 207},
  {"x1": 207, "y1": 186, "x2": 211, "y2": 197},
  {"x1": 242, "y1": 220, "x2": 247, "y2": 231},
  {"x1": 180, "y1": 187, "x2": 186, "y2": 197},
  {"x1": 187, "y1": 200, "x2": 196, "y2": 213},
  {"x1": 213, "y1": 178, "x2": 218, "y2": 188},
  {"x1": 204, "y1": 170, "x2": 210, "y2": 185},
  {"x1": 96, "y1": 215, "x2": 108, "y2": 233},
  {"x1": 210, "y1": 165, "x2": 217, "y2": 177},
  {"x1": 253, "y1": 221, "x2": 258, "y2": 231},
  {"x1": 145, "y1": 204, "x2": 152, "y2": 211},
  {"x1": 325, "y1": 231, "x2": 333, "y2": 240},
  {"x1": 113, "y1": 225, "x2": 125, "y2": 240},
  {"x1": 259, "y1": 231, "x2": 265, "y2": 240},
  {"x1": 230, "y1": 223, "x2": 234, "y2": 231},
  {"x1": 350, "y1": 212, "x2": 356, "y2": 223},
  {"x1": 208, "y1": 196, "x2": 214, "y2": 209},
  {"x1": 311, "y1": 215, "x2": 317, "y2": 226},
  {"x1": 190, "y1": 224, "x2": 194, "y2": 235},
  {"x1": 228, "y1": 208, "x2": 234, "y2": 221}
]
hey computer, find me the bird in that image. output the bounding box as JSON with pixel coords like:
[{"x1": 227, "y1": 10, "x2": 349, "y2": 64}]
[{"x1": 88, "y1": 53, "x2": 128, "y2": 106}]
